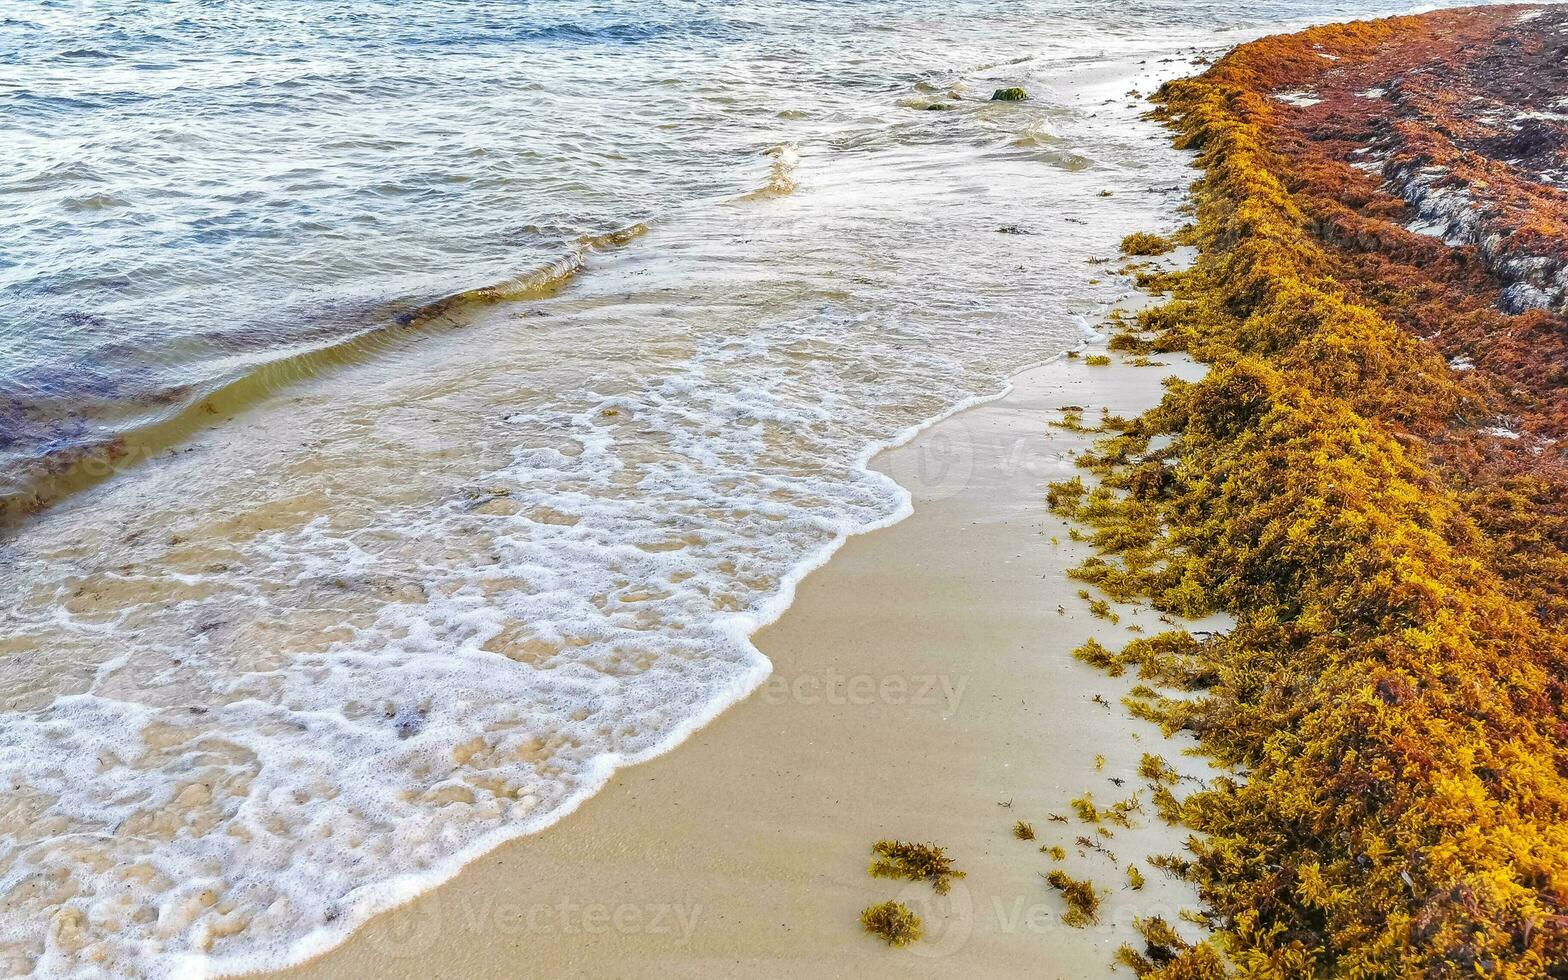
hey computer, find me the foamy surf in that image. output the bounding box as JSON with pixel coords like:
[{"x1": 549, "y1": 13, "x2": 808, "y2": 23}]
[
  {"x1": 0, "y1": 308, "x2": 1048, "y2": 979},
  {"x1": 0, "y1": 125, "x2": 1189, "y2": 980}
]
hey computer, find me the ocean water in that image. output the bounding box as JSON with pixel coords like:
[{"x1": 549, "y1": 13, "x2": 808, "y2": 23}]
[{"x1": 0, "y1": 1, "x2": 1524, "y2": 976}]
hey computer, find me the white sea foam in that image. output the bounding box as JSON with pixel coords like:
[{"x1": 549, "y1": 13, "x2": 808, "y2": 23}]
[
  {"x1": 1, "y1": 85, "x2": 1187, "y2": 971},
  {"x1": 1, "y1": 292, "x2": 1126, "y2": 979}
]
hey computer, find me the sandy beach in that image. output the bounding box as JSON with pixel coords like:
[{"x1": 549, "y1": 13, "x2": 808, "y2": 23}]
[{"x1": 259, "y1": 349, "x2": 1217, "y2": 979}]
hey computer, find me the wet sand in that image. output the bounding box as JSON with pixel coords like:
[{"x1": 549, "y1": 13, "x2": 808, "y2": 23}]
[{"x1": 259, "y1": 350, "x2": 1214, "y2": 980}]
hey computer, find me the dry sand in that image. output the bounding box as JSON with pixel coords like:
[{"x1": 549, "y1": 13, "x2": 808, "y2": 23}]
[{"x1": 260, "y1": 351, "x2": 1215, "y2": 980}]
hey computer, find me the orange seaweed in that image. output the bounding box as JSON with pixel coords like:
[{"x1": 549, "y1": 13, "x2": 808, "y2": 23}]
[{"x1": 1050, "y1": 7, "x2": 1568, "y2": 975}]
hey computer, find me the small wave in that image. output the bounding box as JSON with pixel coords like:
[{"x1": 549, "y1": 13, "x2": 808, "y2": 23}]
[
  {"x1": 393, "y1": 255, "x2": 587, "y2": 328},
  {"x1": 738, "y1": 143, "x2": 802, "y2": 201},
  {"x1": 1002, "y1": 142, "x2": 1095, "y2": 171},
  {"x1": 61, "y1": 193, "x2": 126, "y2": 212},
  {"x1": 404, "y1": 17, "x2": 737, "y2": 50},
  {"x1": 520, "y1": 21, "x2": 672, "y2": 43},
  {"x1": 0, "y1": 91, "x2": 105, "y2": 119},
  {"x1": 1011, "y1": 123, "x2": 1068, "y2": 148},
  {"x1": 0, "y1": 222, "x2": 655, "y2": 527},
  {"x1": 578, "y1": 221, "x2": 652, "y2": 250},
  {"x1": 396, "y1": 222, "x2": 650, "y2": 327}
]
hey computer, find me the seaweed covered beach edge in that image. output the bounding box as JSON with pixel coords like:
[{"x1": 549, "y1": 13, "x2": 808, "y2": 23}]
[{"x1": 1049, "y1": 6, "x2": 1568, "y2": 976}]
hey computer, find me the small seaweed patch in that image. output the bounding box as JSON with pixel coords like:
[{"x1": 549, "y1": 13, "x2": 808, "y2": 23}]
[
  {"x1": 868, "y1": 840, "x2": 965, "y2": 895},
  {"x1": 1147, "y1": 853, "x2": 1192, "y2": 879},
  {"x1": 1179, "y1": 908, "x2": 1210, "y2": 928},
  {"x1": 1116, "y1": 632, "x2": 1215, "y2": 689},
  {"x1": 1070, "y1": 792, "x2": 1099, "y2": 823},
  {"x1": 860, "y1": 901, "x2": 924, "y2": 947},
  {"x1": 1127, "y1": 864, "x2": 1147, "y2": 890},
  {"x1": 1045, "y1": 870, "x2": 1102, "y2": 927},
  {"x1": 1115, "y1": 916, "x2": 1220, "y2": 977},
  {"x1": 1138, "y1": 753, "x2": 1179, "y2": 785},
  {"x1": 1052, "y1": 408, "x2": 1092, "y2": 432},
  {"x1": 1086, "y1": 596, "x2": 1119, "y2": 622},
  {"x1": 1105, "y1": 795, "x2": 1144, "y2": 828},
  {"x1": 1109, "y1": 332, "x2": 1154, "y2": 354},
  {"x1": 1151, "y1": 785, "x2": 1185, "y2": 825},
  {"x1": 1084, "y1": 354, "x2": 1112, "y2": 366},
  {"x1": 1013, "y1": 820, "x2": 1036, "y2": 841},
  {"x1": 990, "y1": 87, "x2": 1029, "y2": 102},
  {"x1": 1046, "y1": 476, "x2": 1087, "y2": 516}
]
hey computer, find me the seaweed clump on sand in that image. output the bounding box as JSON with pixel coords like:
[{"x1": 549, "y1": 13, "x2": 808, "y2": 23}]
[
  {"x1": 1115, "y1": 917, "x2": 1222, "y2": 977},
  {"x1": 1045, "y1": 7, "x2": 1568, "y2": 976},
  {"x1": 860, "y1": 900, "x2": 924, "y2": 947},
  {"x1": 1045, "y1": 870, "x2": 1102, "y2": 928},
  {"x1": 867, "y1": 840, "x2": 966, "y2": 895},
  {"x1": 1120, "y1": 231, "x2": 1175, "y2": 257},
  {"x1": 1126, "y1": 864, "x2": 1146, "y2": 890}
]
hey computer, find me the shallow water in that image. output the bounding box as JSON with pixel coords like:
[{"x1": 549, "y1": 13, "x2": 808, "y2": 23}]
[{"x1": 0, "y1": 1, "x2": 1530, "y2": 976}]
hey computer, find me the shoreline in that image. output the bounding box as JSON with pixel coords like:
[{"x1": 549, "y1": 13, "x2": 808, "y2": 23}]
[
  {"x1": 206, "y1": 353, "x2": 1082, "y2": 980},
  {"x1": 1070, "y1": 8, "x2": 1568, "y2": 972},
  {"x1": 3, "y1": 24, "x2": 1219, "y2": 977},
  {"x1": 258, "y1": 348, "x2": 1217, "y2": 979}
]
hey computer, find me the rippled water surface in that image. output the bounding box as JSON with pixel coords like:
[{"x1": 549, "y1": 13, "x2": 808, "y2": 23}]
[{"x1": 0, "y1": 1, "x2": 1529, "y2": 976}]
